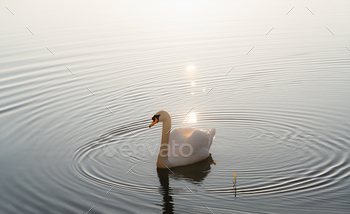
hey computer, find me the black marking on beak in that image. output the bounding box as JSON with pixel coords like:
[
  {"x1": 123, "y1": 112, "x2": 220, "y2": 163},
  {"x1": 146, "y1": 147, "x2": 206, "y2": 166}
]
[{"x1": 149, "y1": 114, "x2": 160, "y2": 128}]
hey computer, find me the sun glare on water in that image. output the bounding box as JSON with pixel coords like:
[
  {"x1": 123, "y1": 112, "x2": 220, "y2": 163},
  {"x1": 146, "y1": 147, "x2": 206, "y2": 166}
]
[
  {"x1": 187, "y1": 65, "x2": 196, "y2": 71},
  {"x1": 184, "y1": 112, "x2": 197, "y2": 123}
]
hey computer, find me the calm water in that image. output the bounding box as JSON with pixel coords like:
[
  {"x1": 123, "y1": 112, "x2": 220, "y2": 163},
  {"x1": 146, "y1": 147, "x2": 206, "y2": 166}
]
[{"x1": 1, "y1": 1, "x2": 350, "y2": 213}]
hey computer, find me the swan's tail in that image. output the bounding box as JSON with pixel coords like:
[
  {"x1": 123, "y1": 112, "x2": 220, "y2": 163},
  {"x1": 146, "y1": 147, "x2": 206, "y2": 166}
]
[{"x1": 209, "y1": 128, "x2": 216, "y2": 147}]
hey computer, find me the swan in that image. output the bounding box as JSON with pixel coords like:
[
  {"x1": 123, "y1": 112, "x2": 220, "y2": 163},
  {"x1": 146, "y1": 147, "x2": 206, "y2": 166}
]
[{"x1": 149, "y1": 110, "x2": 216, "y2": 168}]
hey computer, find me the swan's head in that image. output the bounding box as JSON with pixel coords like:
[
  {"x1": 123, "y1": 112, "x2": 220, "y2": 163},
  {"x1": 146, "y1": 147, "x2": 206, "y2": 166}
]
[{"x1": 149, "y1": 110, "x2": 170, "y2": 128}]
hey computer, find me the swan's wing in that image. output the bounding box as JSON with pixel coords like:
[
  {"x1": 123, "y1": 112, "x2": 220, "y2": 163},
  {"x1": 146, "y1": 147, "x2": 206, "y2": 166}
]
[
  {"x1": 168, "y1": 128, "x2": 216, "y2": 166},
  {"x1": 171, "y1": 127, "x2": 196, "y2": 136},
  {"x1": 169, "y1": 127, "x2": 196, "y2": 144},
  {"x1": 169, "y1": 127, "x2": 212, "y2": 148},
  {"x1": 176, "y1": 129, "x2": 211, "y2": 161},
  {"x1": 184, "y1": 129, "x2": 211, "y2": 150},
  {"x1": 168, "y1": 127, "x2": 197, "y2": 158}
]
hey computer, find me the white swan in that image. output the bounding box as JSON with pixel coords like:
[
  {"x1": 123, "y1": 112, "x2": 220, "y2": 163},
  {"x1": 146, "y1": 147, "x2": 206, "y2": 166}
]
[{"x1": 149, "y1": 110, "x2": 216, "y2": 168}]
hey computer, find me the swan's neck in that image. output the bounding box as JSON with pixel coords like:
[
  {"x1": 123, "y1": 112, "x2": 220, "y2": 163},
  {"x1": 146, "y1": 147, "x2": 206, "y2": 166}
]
[{"x1": 157, "y1": 117, "x2": 171, "y2": 168}]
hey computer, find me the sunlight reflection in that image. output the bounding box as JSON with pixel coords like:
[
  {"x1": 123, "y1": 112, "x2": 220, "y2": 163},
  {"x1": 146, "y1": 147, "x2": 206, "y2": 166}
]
[
  {"x1": 191, "y1": 82, "x2": 196, "y2": 86},
  {"x1": 184, "y1": 112, "x2": 197, "y2": 123},
  {"x1": 187, "y1": 65, "x2": 196, "y2": 71}
]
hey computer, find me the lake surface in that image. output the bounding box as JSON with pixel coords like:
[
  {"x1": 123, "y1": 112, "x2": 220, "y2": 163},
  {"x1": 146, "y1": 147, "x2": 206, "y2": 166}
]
[{"x1": 1, "y1": 0, "x2": 350, "y2": 213}]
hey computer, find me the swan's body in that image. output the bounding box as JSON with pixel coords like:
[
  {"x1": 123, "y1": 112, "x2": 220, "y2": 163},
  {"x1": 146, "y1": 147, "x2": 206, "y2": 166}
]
[{"x1": 149, "y1": 110, "x2": 216, "y2": 168}]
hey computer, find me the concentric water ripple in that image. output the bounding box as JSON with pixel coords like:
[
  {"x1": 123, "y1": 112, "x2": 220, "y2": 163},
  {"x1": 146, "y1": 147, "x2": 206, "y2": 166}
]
[{"x1": 71, "y1": 108, "x2": 350, "y2": 201}]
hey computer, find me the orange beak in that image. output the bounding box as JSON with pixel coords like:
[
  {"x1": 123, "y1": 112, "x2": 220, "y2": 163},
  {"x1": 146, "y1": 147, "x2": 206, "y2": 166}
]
[{"x1": 149, "y1": 118, "x2": 158, "y2": 128}]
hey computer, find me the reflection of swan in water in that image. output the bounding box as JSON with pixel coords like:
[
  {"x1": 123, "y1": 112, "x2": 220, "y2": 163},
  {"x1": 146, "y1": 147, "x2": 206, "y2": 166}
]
[
  {"x1": 169, "y1": 153, "x2": 216, "y2": 184},
  {"x1": 157, "y1": 154, "x2": 215, "y2": 214},
  {"x1": 157, "y1": 169, "x2": 174, "y2": 214}
]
